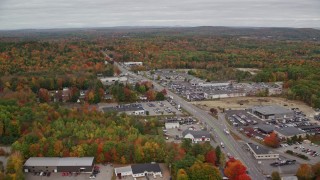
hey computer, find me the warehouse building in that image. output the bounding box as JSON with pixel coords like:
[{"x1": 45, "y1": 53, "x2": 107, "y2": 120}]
[
  {"x1": 23, "y1": 157, "x2": 94, "y2": 173},
  {"x1": 251, "y1": 105, "x2": 294, "y2": 120},
  {"x1": 246, "y1": 143, "x2": 279, "y2": 159},
  {"x1": 274, "y1": 127, "x2": 306, "y2": 139},
  {"x1": 102, "y1": 104, "x2": 145, "y2": 115},
  {"x1": 256, "y1": 124, "x2": 274, "y2": 134}
]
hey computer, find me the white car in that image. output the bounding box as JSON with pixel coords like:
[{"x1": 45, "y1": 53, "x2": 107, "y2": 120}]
[{"x1": 89, "y1": 174, "x2": 96, "y2": 179}]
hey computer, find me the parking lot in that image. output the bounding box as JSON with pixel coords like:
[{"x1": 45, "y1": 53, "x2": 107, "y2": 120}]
[
  {"x1": 141, "y1": 100, "x2": 183, "y2": 116},
  {"x1": 25, "y1": 164, "x2": 113, "y2": 180},
  {"x1": 279, "y1": 142, "x2": 320, "y2": 164}
]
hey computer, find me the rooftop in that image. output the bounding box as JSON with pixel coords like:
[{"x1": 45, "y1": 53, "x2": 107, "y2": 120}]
[
  {"x1": 131, "y1": 163, "x2": 161, "y2": 174},
  {"x1": 257, "y1": 124, "x2": 274, "y2": 133},
  {"x1": 102, "y1": 104, "x2": 144, "y2": 113},
  {"x1": 114, "y1": 166, "x2": 132, "y2": 174},
  {"x1": 24, "y1": 157, "x2": 94, "y2": 167},
  {"x1": 252, "y1": 105, "x2": 293, "y2": 115},
  {"x1": 182, "y1": 130, "x2": 211, "y2": 138},
  {"x1": 275, "y1": 127, "x2": 305, "y2": 137},
  {"x1": 247, "y1": 143, "x2": 272, "y2": 155}
]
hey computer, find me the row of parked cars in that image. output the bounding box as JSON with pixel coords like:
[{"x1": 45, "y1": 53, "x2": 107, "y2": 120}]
[
  {"x1": 270, "y1": 159, "x2": 296, "y2": 167},
  {"x1": 34, "y1": 172, "x2": 51, "y2": 177},
  {"x1": 294, "y1": 146, "x2": 320, "y2": 157}
]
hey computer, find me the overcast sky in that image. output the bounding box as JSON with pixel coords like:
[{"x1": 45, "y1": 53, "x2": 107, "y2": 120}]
[{"x1": 0, "y1": 0, "x2": 319, "y2": 30}]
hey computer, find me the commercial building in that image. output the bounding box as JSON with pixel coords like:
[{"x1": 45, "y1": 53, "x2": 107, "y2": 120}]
[
  {"x1": 99, "y1": 76, "x2": 128, "y2": 85},
  {"x1": 23, "y1": 157, "x2": 94, "y2": 173},
  {"x1": 131, "y1": 163, "x2": 162, "y2": 178},
  {"x1": 114, "y1": 166, "x2": 132, "y2": 178},
  {"x1": 198, "y1": 82, "x2": 230, "y2": 87},
  {"x1": 124, "y1": 62, "x2": 143, "y2": 66},
  {"x1": 274, "y1": 127, "x2": 306, "y2": 139},
  {"x1": 165, "y1": 121, "x2": 180, "y2": 129},
  {"x1": 251, "y1": 105, "x2": 294, "y2": 120},
  {"x1": 246, "y1": 143, "x2": 279, "y2": 159},
  {"x1": 102, "y1": 104, "x2": 145, "y2": 115},
  {"x1": 256, "y1": 124, "x2": 274, "y2": 134},
  {"x1": 204, "y1": 90, "x2": 246, "y2": 99},
  {"x1": 182, "y1": 130, "x2": 211, "y2": 143}
]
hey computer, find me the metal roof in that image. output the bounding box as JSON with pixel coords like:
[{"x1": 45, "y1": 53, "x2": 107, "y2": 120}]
[
  {"x1": 257, "y1": 124, "x2": 274, "y2": 133},
  {"x1": 247, "y1": 143, "x2": 271, "y2": 155},
  {"x1": 24, "y1": 157, "x2": 94, "y2": 167},
  {"x1": 252, "y1": 105, "x2": 293, "y2": 115},
  {"x1": 131, "y1": 163, "x2": 161, "y2": 174},
  {"x1": 275, "y1": 127, "x2": 305, "y2": 137}
]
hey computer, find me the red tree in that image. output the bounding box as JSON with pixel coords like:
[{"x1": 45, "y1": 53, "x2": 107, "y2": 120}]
[
  {"x1": 224, "y1": 158, "x2": 248, "y2": 180},
  {"x1": 264, "y1": 132, "x2": 280, "y2": 148},
  {"x1": 205, "y1": 150, "x2": 217, "y2": 165}
]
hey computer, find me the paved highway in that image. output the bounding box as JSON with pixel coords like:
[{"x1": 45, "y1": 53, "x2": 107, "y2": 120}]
[{"x1": 110, "y1": 61, "x2": 266, "y2": 180}]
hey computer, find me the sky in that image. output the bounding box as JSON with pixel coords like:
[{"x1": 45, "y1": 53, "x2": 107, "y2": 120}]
[{"x1": 0, "y1": 0, "x2": 319, "y2": 30}]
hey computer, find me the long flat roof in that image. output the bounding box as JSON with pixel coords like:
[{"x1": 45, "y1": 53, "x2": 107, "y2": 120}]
[
  {"x1": 131, "y1": 163, "x2": 161, "y2": 174},
  {"x1": 252, "y1": 105, "x2": 293, "y2": 115},
  {"x1": 275, "y1": 127, "x2": 305, "y2": 136},
  {"x1": 24, "y1": 157, "x2": 94, "y2": 167},
  {"x1": 247, "y1": 143, "x2": 274, "y2": 155}
]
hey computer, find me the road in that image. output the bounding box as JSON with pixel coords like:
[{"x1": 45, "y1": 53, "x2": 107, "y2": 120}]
[{"x1": 109, "y1": 60, "x2": 265, "y2": 180}]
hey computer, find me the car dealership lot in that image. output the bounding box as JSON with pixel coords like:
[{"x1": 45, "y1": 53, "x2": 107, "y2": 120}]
[{"x1": 279, "y1": 142, "x2": 320, "y2": 164}]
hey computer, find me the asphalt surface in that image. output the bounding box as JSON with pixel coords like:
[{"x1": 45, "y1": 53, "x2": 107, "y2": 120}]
[{"x1": 111, "y1": 61, "x2": 266, "y2": 180}]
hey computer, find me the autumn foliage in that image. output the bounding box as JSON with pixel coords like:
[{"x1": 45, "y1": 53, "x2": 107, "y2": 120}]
[
  {"x1": 224, "y1": 158, "x2": 251, "y2": 180},
  {"x1": 264, "y1": 132, "x2": 280, "y2": 148}
]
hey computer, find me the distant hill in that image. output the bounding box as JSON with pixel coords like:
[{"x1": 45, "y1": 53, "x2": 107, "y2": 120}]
[{"x1": 0, "y1": 26, "x2": 319, "y2": 41}]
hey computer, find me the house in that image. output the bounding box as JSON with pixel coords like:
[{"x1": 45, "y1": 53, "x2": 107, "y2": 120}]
[
  {"x1": 23, "y1": 157, "x2": 94, "y2": 173},
  {"x1": 131, "y1": 163, "x2": 162, "y2": 178},
  {"x1": 251, "y1": 105, "x2": 294, "y2": 120},
  {"x1": 114, "y1": 166, "x2": 132, "y2": 178},
  {"x1": 246, "y1": 143, "x2": 279, "y2": 159},
  {"x1": 182, "y1": 130, "x2": 211, "y2": 143}
]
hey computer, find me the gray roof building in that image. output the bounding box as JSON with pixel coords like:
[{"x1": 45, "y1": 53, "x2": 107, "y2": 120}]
[
  {"x1": 252, "y1": 105, "x2": 294, "y2": 120},
  {"x1": 23, "y1": 157, "x2": 94, "y2": 173},
  {"x1": 246, "y1": 143, "x2": 279, "y2": 159},
  {"x1": 257, "y1": 124, "x2": 274, "y2": 134},
  {"x1": 102, "y1": 104, "x2": 144, "y2": 113},
  {"x1": 275, "y1": 127, "x2": 305, "y2": 138},
  {"x1": 131, "y1": 163, "x2": 161, "y2": 175}
]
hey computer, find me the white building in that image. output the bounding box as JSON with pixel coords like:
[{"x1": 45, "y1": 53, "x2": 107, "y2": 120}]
[
  {"x1": 182, "y1": 130, "x2": 211, "y2": 143},
  {"x1": 204, "y1": 91, "x2": 246, "y2": 99},
  {"x1": 165, "y1": 122, "x2": 180, "y2": 129},
  {"x1": 124, "y1": 62, "x2": 143, "y2": 66},
  {"x1": 198, "y1": 82, "x2": 230, "y2": 87},
  {"x1": 246, "y1": 143, "x2": 279, "y2": 159},
  {"x1": 114, "y1": 166, "x2": 132, "y2": 178}
]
